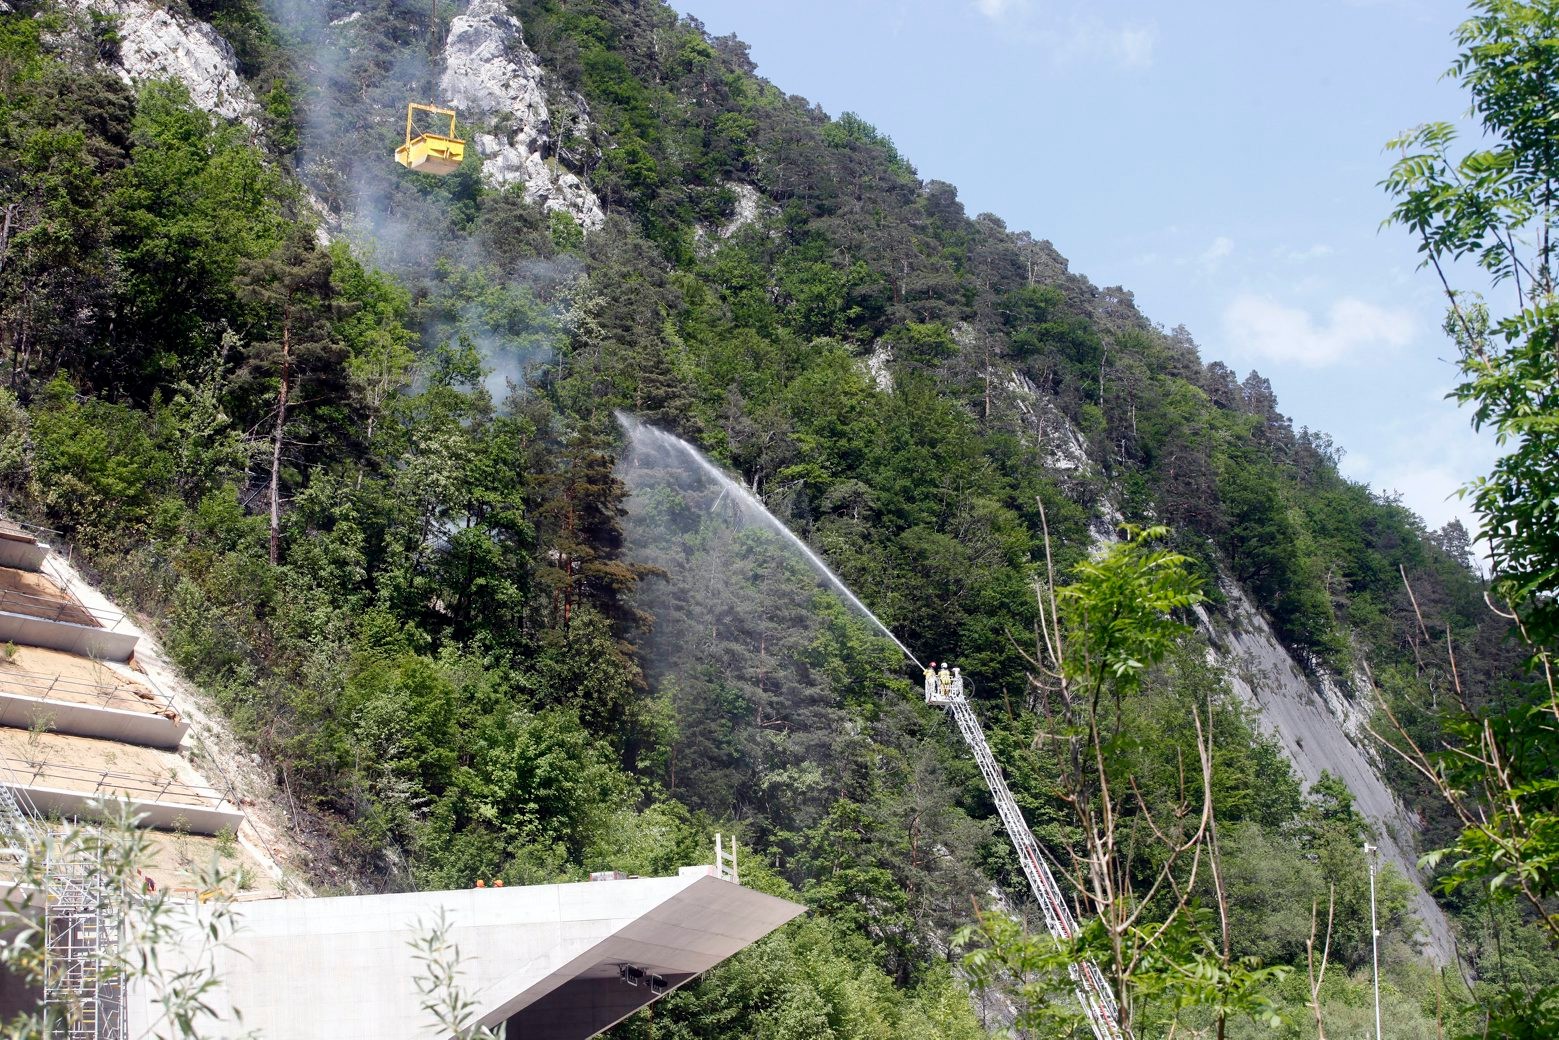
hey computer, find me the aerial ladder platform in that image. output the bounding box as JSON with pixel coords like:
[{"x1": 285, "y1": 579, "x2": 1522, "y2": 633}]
[{"x1": 926, "y1": 674, "x2": 1126, "y2": 1040}]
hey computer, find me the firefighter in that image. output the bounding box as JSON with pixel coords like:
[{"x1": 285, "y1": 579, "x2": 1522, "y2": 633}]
[
  {"x1": 951, "y1": 666, "x2": 964, "y2": 698},
  {"x1": 938, "y1": 662, "x2": 952, "y2": 697},
  {"x1": 924, "y1": 662, "x2": 938, "y2": 698}
]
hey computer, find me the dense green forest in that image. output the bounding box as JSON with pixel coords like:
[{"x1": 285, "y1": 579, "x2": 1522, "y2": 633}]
[{"x1": 0, "y1": 0, "x2": 1555, "y2": 1035}]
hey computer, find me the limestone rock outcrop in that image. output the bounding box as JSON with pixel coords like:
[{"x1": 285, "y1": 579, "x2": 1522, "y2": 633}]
[
  {"x1": 66, "y1": 0, "x2": 258, "y2": 125},
  {"x1": 439, "y1": 0, "x2": 604, "y2": 230},
  {"x1": 1199, "y1": 585, "x2": 1460, "y2": 966}
]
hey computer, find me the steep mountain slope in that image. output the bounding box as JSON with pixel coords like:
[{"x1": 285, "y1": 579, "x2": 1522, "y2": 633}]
[
  {"x1": 0, "y1": 0, "x2": 1531, "y2": 1034},
  {"x1": 1199, "y1": 586, "x2": 1457, "y2": 963}
]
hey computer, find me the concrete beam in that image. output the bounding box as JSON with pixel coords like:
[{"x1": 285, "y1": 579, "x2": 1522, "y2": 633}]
[
  {"x1": 1, "y1": 782, "x2": 243, "y2": 836},
  {"x1": 130, "y1": 868, "x2": 805, "y2": 1040},
  {"x1": 0, "y1": 694, "x2": 187, "y2": 749},
  {"x1": 0, "y1": 540, "x2": 47, "y2": 573},
  {"x1": 0, "y1": 611, "x2": 138, "y2": 662},
  {"x1": 505, "y1": 970, "x2": 697, "y2": 1037}
]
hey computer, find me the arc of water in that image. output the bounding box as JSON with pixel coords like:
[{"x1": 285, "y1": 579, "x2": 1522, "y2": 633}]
[{"x1": 617, "y1": 412, "x2": 923, "y2": 668}]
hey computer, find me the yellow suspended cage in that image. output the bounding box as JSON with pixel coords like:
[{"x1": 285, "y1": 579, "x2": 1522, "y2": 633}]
[{"x1": 394, "y1": 102, "x2": 466, "y2": 176}]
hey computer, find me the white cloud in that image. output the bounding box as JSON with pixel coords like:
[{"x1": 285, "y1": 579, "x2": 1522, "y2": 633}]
[
  {"x1": 1111, "y1": 24, "x2": 1155, "y2": 68},
  {"x1": 1221, "y1": 294, "x2": 1415, "y2": 367},
  {"x1": 1280, "y1": 243, "x2": 1334, "y2": 262},
  {"x1": 1167, "y1": 235, "x2": 1233, "y2": 272},
  {"x1": 973, "y1": 0, "x2": 1028, "y2": 20},
  {"x1": 1197, "y1": 235, "x2": 1234, "y2": 266},
  {"x1": 1060, "y1": 18, "x2": 1156, "y2": 69},
  {"x1": 972, "y1": 3, "x2": 1155, "y2": 69}
]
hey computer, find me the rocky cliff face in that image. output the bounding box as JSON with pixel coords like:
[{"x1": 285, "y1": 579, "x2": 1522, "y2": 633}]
[
  {"x1": 998, "y1": 364, "x2": 1091, "y2": 473},
  {"x1": 68, "y1": 0, "x2": 258, "y2": 125},
  {"x1": 1199, "y1": 585, "x2": 1459, "y2": 965},
  {"x1": 439, "y1": 0, "x2": 604, "y2": 230}
]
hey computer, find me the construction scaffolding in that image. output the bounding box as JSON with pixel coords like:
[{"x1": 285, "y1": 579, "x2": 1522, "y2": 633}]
[
  {"x1": 43, "y1": 851, "x2": 125, "y2": 1040},
  {"x1": 0, "y1": 750, "x2": 125, "y2": 1040},
  {"x1": 0, "y1": 767, "x2": 37, "y2": 861}
]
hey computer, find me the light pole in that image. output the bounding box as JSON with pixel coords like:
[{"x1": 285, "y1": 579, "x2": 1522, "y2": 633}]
[{"x1": 1364, "y1": 842, "x2": 1382, "y2": 1040}]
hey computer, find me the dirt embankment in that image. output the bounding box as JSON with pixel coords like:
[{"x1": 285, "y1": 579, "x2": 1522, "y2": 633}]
[{"x1": 37, "y1": 552, "x2": 316, "y2": 897}]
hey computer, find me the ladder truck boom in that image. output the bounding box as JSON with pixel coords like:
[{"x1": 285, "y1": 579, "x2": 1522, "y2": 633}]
[{"x1": 927, "y1": 678, "x2": 1126, "y2": 1040}]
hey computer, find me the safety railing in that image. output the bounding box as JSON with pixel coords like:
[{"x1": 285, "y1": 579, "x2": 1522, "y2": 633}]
[
  {"x1": 0, "y1": 668, "x2": 174, "y2": 716},
  {"x1": 0, "y1": 588, "x2": 127, "y2": 632},
  {"x1": 2, "y1": 761, "x2": 225, "y2": 809},
  {"x1": 0, "y1": 517, "x2": 57, "y2": 544}
]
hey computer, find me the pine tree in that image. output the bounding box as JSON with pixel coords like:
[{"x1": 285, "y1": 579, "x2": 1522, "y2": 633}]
[{"x1": 233, "y1": 230, "x2": 349, "y2": 563}]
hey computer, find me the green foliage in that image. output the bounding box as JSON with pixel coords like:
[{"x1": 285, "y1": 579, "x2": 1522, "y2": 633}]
[
  {"x1": 32, "y1": 379, "x2": 171, "y2": 533},
  {"x1": 1057, "y1": 525, "x2": 1205, "y2": 694},
  {"x1": 1379, "y1": 4, "x2": 1559, "y2": 1034},
  {"x1": 957, "y1": 907, "x2": 1288, "y2": 1036},
  {"x1": 1, "y1": 0, "x2": 1541, "y2": 1033},
  {"x1": 113, "y1": 79, "x2": 289, "y2": 385},
  {"x1": 1383, "y1": 2, "x2": 1559, "y2": 643},
  {"x1": 1423, "y1": 699, "x2": 1559, "y2": 904},
  {"x1": 1383, "y1": 0, "x2": 1559, "y2": 966},
  {"x1": 614, "y1": 915, "x2": 985, "y2": 1040}
]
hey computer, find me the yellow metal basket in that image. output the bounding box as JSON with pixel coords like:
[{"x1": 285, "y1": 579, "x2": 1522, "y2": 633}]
[{"x1": 394, "y1": 102, "x2": 466, "y2": 176}]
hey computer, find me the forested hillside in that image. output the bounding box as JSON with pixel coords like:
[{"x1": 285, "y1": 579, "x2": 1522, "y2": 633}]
[{"x1": 0, "y1": 0, "x2": 1554, "y2": 1036}]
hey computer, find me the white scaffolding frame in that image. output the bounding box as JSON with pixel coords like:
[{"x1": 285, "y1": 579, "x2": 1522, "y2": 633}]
[
  {"x1": 715, "y1": 833, "x2": 739, "y2": 885},
  {"x1": 43, "y1": 850, "x2": 125, "y2": 1040},
  {"x1": 0, "y1": 748, "x2": 125, "y2": 1040}
]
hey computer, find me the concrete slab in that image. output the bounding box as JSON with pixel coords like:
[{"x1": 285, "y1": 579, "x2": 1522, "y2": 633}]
[
  {"x1": 128, "y1": 869, "x2": 805, "y2": 1040},
  {"x1": 0, "y1": 650, "x2": 174, "y2": 712},
  {"x1": 0, "y1": 568, "x2": 96, "y2": 624},
  {"x1": 0, "y1": 658, "x2": 182, "y2": 747},
  {"x1": 0, "y1": 730, "x2": 235, "y2": 834},
  {"x1": 0, "y1": 539, "x2": 47, "y2": 573}
]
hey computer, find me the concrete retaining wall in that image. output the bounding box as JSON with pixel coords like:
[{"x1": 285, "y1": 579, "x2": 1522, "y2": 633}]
[
  {"x1": 0, "y1": 694, "x2": 186, "y2": 749},
  {"x1": 0, "y1": 541, "x2": 47, "y2": 573},
  {"x1": 3, "y1": 783, "x2": 243, "y2": 835},
  {"x1": 0, "y1": 611, "x2": 138, "y2": 662}
]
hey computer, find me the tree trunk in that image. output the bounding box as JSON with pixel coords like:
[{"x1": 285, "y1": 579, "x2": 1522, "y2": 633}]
[
  {"x1": 269, "y1": 310, "x2": 291, "y2": 565},
  {"x1": 0, "y1": 203, "x2": 16, "y2": 275}
]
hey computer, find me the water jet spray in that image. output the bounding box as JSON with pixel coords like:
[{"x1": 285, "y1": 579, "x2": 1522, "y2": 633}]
[{"x1": 615, "y1": 412, "x2": 922, "y2": 669}]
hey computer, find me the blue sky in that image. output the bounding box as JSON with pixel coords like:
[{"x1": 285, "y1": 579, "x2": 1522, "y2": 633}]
[{"x1": 670, "y1": 0, "x2": 1496, "y2": 538}]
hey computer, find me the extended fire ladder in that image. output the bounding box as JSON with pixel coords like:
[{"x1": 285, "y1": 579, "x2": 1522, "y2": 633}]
[{"x1": 927, "y1": 681, "x2": 1126, "y2": 1040}]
